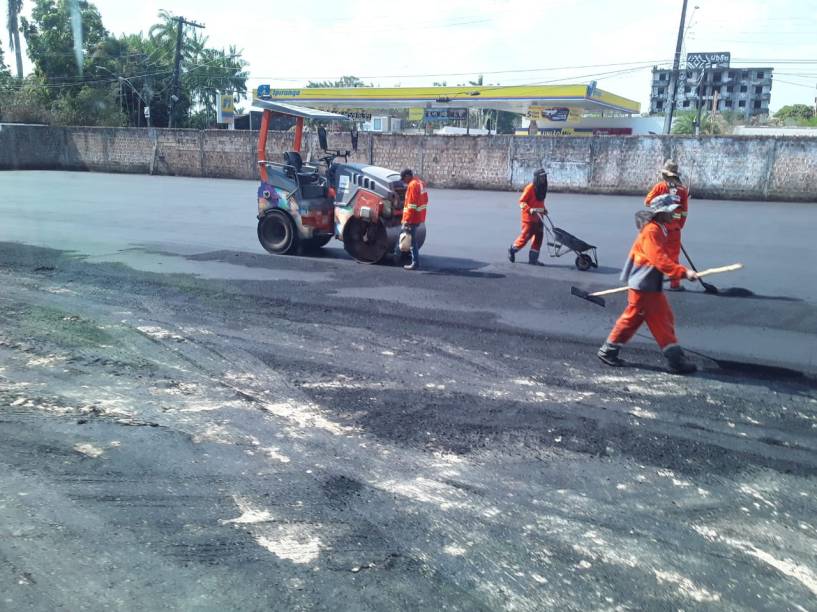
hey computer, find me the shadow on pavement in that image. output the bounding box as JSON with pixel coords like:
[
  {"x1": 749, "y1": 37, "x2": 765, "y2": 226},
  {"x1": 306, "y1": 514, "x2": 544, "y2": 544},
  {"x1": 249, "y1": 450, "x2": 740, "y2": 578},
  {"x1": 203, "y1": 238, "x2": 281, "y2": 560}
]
[
  {"x1": 181, "y1": 248, "x2": 507, "y2": 279},
  {"x1": 684, "y1": 289, "x2": 804, "y2": 303}
]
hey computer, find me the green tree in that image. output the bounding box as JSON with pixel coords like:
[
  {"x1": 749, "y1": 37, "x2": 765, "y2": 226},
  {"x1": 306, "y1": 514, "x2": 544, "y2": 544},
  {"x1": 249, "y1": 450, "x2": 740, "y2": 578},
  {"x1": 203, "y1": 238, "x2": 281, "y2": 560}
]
[
  {"x1": 0, "y1": 75, "x2": 52, "y2": 123},
  {"x1": 5, "y1": 3, "x2": 247, "y2": 127},
  {"x1": 0, "y1": 39, "x2": 11, "y2": 81},
  {"x1": 496, "y1": 110, "x2": 520, "y2": 134},
  {"x1": 671, "y1": 111, "x2": 725, "y2": 135},
  {"x1": 774, "y1": 104, "x2": 815, "y2": 123},
  {"x1": 306, "y1": 75, "x2": 369, "y2": 88},
  {"x1": 147, "y1": 9, "x2": 178, "y2": 49},
  {"x1": 22, "y1": 0, "x2": 109, "y2": 81},
  {"x1": 147, "y1": 11, "x2": 247, "y2": 127},
  {"x1": 183, "y1": 45, "x2": 248, "y2": 128},
  {"x1": 6, "y1": 0, "x2": 24, "y2": 78},
  {"x1": 51, "y1": 83, "x2": 124, "y2": 125}
]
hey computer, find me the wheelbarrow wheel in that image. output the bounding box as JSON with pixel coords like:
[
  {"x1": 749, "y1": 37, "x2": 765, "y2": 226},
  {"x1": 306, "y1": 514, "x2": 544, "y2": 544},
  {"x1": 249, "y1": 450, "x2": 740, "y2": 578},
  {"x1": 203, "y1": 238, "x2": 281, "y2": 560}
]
[{"x1": 575, "y1": 254, "x2": 593, "y2": 271}]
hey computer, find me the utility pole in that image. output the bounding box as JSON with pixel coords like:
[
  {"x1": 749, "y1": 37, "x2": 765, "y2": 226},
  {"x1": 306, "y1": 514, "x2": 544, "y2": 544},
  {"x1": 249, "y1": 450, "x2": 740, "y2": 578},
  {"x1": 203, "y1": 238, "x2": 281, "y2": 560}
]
[
  {"x1": 694, "y1": 69, "x2": 706, "y2": 136},
  {"x1": 663, "y1": 0, "x2": 689, "y2": 134},
  {"x1": 167, "y1": 16, "x2": 205, "y2": 129}
]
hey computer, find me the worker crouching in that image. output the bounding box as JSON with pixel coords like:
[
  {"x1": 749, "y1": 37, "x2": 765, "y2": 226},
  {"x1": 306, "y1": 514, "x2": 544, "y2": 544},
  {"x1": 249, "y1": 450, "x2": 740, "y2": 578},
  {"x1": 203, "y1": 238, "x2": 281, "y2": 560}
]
[
  {"x1": 509, "y1": 169, "x2": 548, "y2": 266},
  {"x1": 598, "y1": 195, "x2": 698, "y2": 375}
]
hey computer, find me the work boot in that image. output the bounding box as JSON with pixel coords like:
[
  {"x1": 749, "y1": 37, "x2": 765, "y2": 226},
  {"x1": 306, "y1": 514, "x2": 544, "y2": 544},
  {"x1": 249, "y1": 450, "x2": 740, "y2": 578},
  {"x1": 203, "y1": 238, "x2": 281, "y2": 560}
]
[
  {"x1": 664, "y1": 345, "x2": 697, "y2": 375},
  {"x1": 528, "y1": 250, "x2": 545, "y2": 266},
  {"x1": 667, "y1": 282, "x2": 685, "y2": 292},
  {"x1": 508, "y1": 247, "x2": 517, "y2": 263},
  {"x1": 597, "y1": 342, "x2": 624, "y2": 367},
  {"x1": 404, "y1": 261, "x2": 419, "y2": 271}
]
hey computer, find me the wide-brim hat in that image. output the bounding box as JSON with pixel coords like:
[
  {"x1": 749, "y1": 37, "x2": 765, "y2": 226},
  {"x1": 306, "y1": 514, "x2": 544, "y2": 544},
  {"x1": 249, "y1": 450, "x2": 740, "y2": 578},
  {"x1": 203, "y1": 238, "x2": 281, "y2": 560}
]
[
  {"x1": 647, "y1": 193, "x2": 681, "y2": 215},
  {"x1": 661, "y1": 159, "x2": 681, "y2": 178}
]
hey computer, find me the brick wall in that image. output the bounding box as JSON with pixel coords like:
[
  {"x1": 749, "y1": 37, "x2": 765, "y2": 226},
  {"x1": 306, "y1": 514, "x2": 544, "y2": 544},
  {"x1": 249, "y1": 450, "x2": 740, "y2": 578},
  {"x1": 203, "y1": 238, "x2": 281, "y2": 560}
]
[{"x1": 1, "y1": 124, "x2": 816, "y2": 202}]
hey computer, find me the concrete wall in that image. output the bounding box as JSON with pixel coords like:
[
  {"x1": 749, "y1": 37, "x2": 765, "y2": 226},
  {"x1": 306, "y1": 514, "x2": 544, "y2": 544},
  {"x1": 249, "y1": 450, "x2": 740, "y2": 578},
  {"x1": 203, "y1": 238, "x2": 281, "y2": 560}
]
[{"x1": 1, "y1": 124, "x2": 815, "y2": 201}]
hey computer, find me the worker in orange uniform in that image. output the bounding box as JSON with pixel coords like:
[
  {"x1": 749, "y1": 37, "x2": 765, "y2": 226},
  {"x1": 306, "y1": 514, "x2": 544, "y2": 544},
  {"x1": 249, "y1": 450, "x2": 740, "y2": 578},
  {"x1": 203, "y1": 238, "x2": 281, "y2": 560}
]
[
  {"x1": 645, "y1": 160, "x2": 688, "y2": 290},
  {"x1": 597, "y1": 195, "x2": 698, "y2": 375},
  {"x1": 508, "y1": 169, "x2": 548, "y2": 265},
  {"x1": 400, "y1": 168, "x2": 428, "y2": 271}
]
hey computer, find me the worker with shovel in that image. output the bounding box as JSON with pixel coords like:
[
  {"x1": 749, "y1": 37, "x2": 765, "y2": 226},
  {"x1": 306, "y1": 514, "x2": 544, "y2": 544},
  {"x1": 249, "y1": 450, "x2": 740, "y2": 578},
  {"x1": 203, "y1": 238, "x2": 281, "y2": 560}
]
[
  {"x1": 597, "y1": 195, "x2": 699, "y2": 375},
  {"x1": 508, "y1": 169, "x2": 548, "y2": 266},
  {"x1": 645, "y1": 160, "x2": 688, "y2": 291}
]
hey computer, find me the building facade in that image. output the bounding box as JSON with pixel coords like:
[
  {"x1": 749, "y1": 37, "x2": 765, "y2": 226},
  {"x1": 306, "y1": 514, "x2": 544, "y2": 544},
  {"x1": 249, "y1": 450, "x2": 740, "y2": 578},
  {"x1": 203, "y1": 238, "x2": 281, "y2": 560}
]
[{"x1": 649, "y1": 67, "x2": 773, "y2": 116}]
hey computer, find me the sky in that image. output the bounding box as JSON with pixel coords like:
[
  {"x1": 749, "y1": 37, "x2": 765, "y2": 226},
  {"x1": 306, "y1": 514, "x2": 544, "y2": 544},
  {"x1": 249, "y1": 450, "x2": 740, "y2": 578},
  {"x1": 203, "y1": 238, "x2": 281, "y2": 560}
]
[{"x1": 2, "y1": 0, "x2": 816, "y2": 114}]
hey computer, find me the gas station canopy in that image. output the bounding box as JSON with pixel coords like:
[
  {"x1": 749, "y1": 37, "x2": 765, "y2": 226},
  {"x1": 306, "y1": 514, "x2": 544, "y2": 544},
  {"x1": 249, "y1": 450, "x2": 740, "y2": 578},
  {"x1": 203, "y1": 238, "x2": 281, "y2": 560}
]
[
  {"x1": 253, "y1": 84, "x2": 640, "y2": 115},
  {"x1": 251, "y1": 99, "x2": 351, "y2": 121}
]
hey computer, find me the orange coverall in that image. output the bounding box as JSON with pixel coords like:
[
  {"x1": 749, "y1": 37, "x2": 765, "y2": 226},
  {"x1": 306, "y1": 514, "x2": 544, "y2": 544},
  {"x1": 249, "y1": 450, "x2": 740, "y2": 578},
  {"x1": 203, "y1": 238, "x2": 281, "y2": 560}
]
[
  {"x1": 607, "y1": 221, "x2": 688, "y2": 350},
  {"x1": 645, "y1": 180, "x2": 688, "y2": 288},
  {"x1": 513, "y1": 183, "x2": 547, "y2": 252},
  {"x1": 402, "y1": 178, "x2": 428, "y2": 225}
]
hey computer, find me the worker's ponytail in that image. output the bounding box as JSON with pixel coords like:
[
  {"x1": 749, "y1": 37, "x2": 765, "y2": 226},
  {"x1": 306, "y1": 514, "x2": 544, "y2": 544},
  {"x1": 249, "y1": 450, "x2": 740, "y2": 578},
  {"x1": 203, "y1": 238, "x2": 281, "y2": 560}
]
[{"x1": 533, "y1": 169, "x2": 548, "y2": 201}]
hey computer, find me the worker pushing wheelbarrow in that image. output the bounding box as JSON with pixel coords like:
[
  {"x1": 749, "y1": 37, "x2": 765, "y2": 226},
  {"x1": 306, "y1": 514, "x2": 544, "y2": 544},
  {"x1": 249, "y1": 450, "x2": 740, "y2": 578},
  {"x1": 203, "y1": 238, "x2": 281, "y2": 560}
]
[{"x1": 508, "y1": 169, "x2": 599, "y2": 271}]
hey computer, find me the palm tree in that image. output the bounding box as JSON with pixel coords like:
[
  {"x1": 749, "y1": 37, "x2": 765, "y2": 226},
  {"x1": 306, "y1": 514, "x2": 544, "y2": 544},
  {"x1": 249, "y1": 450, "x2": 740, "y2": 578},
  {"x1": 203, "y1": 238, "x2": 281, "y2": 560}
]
[
  {"x1": 147, "y1": 9, "x2": 178, "y2": 47},
  {"x1": 671, "y1": 111, "x2": 726, "y2": 136},
  {"x1": 6, "y1": 0, "x2": 23, "y2": 78}
]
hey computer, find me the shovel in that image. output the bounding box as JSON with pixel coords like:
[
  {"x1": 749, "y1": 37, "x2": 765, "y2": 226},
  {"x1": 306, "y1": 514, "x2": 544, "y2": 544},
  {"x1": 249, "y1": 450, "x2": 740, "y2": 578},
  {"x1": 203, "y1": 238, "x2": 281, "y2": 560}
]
[
  {"x1": 681, "y1": 244, "x2": 754, "y2": 298},
  {"x1": 571, "y1": 263, "x2": 743, "y2": 307},
  {"x1": 680, "y1": 244, "x2": 719, "y2": 294}
]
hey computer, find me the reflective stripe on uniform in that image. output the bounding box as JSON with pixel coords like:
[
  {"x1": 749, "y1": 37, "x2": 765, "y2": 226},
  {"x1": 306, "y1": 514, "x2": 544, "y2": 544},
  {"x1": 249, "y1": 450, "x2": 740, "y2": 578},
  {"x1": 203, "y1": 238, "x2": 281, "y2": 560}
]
[{"x1": 406, "y1": 204, "x2": 428, "y2": 211}]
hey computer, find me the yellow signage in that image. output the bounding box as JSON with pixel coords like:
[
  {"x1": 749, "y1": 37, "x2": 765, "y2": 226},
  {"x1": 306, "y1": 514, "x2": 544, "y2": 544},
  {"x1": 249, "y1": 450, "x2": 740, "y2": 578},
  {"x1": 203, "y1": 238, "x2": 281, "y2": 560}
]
[{"x1": 218, "y1": 94, "x2": 235, "y2": 123}]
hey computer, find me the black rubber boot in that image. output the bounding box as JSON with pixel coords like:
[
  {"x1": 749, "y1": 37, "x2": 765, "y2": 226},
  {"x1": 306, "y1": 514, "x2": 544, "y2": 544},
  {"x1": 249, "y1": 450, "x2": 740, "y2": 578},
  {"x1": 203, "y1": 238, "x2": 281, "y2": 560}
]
[
  {"x1": 528, "y1": 250, "x2": 545, "y2": 266},
  {"x1": 508, "y1": 247, "x2": 517, "y2": 263},
  {"x1": 664, "y1": 345, "x2": 697, "y2": 375},
  {"x1": 597, "y1": 342, "x2": 624, "y2": 366}
]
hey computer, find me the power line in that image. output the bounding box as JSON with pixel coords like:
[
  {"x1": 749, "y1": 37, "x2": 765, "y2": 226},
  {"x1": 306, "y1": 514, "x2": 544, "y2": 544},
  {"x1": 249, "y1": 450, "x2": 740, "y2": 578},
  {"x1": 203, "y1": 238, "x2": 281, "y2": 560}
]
[
  {"x1": 774, "y1": 79, "x2": 817, "y2": 89},
  {"x1": 244, "y1": 60, "x2": 674, "y2": 82}
]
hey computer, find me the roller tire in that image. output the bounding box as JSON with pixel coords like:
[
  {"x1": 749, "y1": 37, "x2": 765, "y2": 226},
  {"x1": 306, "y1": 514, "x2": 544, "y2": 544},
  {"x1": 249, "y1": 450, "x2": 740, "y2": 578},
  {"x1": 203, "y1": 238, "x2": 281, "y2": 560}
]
[{"x1": 258, "y1": 209, "x2": 297, "y2": 255}]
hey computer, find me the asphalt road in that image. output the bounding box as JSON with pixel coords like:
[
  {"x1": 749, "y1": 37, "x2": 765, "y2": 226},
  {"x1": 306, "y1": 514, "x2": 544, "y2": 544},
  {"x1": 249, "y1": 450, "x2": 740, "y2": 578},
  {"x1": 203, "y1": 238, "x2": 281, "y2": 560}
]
[{"x1": 1, "y1": 171, "x2": 816, "y2": 611}]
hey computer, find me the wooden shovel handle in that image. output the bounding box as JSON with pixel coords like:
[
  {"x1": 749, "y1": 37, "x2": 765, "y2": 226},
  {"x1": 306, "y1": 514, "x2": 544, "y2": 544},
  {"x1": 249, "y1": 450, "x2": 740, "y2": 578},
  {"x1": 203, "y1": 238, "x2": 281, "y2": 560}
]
[
  {"x1": 590, "y1": 263, "x2": 743, "y2": 297},
  {"x1": 695, "y1": 263, "x2": 743, "y2": 277}
]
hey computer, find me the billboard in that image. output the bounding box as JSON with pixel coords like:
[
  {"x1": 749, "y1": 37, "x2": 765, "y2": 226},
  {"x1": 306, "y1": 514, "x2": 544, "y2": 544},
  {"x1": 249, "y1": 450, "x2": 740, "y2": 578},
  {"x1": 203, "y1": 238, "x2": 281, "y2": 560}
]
[
  {"x1": 330, "y1": 109, "x2": 372, "y2": 121},
  {"x1": 423, "y1": 108, "x2": 468, "y2": 121},
  {"x1": 523, "y1": 127, "x2": 634, "y2": 137},
  {"x1": 217, "y1": 94, "x2": 235, "y2": 124},
  {"x1": 686, "y1": 52, "x2": 731, "y2": 70},
  {"x1": 526, "y1": 107, "x2": 574, "y2": 121}
]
